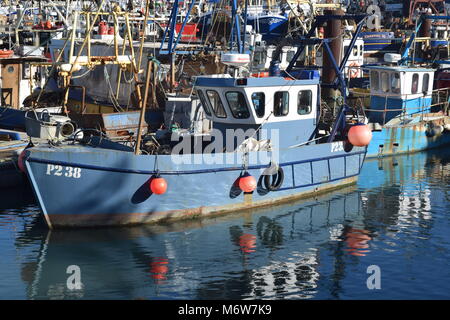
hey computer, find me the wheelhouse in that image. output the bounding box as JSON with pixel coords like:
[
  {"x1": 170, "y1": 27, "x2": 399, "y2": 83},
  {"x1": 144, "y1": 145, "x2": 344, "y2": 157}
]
[
  {"x1": 194, "y1": 74, "x2": 320, "y2": 148},
  {"x1": 366, "y1": 66, "x2": 435, "y2": 125}
]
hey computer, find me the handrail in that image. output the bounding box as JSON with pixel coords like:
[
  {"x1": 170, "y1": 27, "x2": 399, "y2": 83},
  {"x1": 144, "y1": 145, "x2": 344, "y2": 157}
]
[
  {"x1": 348, "y1": 86, "x2": 450, "y2": 122},
  {"x1": 350, "y1": 87, "x2": 450, "y2": 99}
]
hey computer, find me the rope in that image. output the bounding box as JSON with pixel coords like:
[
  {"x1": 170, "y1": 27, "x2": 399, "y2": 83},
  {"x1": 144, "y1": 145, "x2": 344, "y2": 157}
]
[{"x1": 103, "y1": 66, "x2": 124, "y2": 112}]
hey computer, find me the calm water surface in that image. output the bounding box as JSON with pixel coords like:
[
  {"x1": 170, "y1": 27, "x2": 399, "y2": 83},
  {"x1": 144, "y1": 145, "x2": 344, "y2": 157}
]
[{"x1": 0, "y1": 149, "x2": 449, "y2": 300}]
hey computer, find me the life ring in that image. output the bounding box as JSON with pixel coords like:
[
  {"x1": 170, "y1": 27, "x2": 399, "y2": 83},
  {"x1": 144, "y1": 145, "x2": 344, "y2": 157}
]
[
  {"x1": 348, "y1": 62, "x2": 360, "y2": 78},
  {"x1": 263, "y1": 166, "x2": 284, "y2": 191},
  {"x1": 251, "y1": 71, "x2": 269, "y2": 78},
  {"x1": 0, "y1": 49, "x2": 13, "y2": 58}
]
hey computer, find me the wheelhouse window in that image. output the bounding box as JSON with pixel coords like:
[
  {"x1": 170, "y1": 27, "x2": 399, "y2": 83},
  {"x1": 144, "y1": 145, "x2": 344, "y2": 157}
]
[
  {"x1": 196, "y1": 90, "x2": 211, "y2": 116},
  {"x1": 298, "y1": 90, "x2": 312, "y2": 115},
  {"x1": 225, "y1": 91, "x2": 250, "y2": 119},
  {"x1": 411, "y1": 73, "x2": 419, "y2": 94},
  {"x1": 286, "y1": 50, "x2": 295, "y2": 64},
  {"x1": 253, "y1": 51, "x2": 265, "y2": 66},
  {"x1": 391, "y1": 72, "x2": 401, "y2": 94},
  {"x1": 251, "y1": 92, "x2": 265, "y2": 118},
  {"x1": 381, "y1": 72, "x2": 390, "y2": 93},
  {"x1": 370, "y1": 71, "x2": 379, "y2": 91},
  {"x1": 344, "y1": 45, "x2": 349, "y2": 56},
  {"x1": 206, "y1": 90, "x2": 227, "y2": 118},
  {"x1": 274, "y1": 91, "x2": 289, "y2": 116},
  {"x1": 422, "y1": 73, "x2": 430, "y2": 93}
]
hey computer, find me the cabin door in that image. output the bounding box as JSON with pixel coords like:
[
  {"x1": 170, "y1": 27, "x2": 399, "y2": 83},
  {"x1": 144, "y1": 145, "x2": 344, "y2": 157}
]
[{"x1": 0, "y1": 63, "x2": 21, "y2": 109}]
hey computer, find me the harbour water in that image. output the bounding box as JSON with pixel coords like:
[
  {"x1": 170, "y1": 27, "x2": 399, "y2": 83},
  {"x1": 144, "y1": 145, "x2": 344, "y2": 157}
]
[{"x1": 1, "y1": 149, "x2": 450, "y2": 300}]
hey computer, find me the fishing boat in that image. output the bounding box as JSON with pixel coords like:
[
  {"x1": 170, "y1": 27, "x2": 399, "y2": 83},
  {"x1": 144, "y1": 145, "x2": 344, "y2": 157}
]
[
  {"x1": 21, "y1": 31, "x2": 372, "y2": 228},
  {"x1": 360, "y1": 31, "x2": 403, "y2": 55},
  {"x1": 360, "y1": 64, "x2": 450, "y2": 158},
  {"x1": 350, "y1": 14, "x2": 450, "y2": 158}
]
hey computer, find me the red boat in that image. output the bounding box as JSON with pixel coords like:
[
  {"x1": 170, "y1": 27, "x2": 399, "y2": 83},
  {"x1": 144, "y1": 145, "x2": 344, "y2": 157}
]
[{"x1": 159, "y1": 22, "x2": 199, "y2": 42}]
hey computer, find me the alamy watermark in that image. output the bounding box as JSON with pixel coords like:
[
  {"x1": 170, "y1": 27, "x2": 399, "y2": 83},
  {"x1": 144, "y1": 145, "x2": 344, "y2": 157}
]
[
  {"x1": 169, "y1": 128, "x2": 280, "y2": 166},
  {"x1": 366, "y1": 265, "x2": 381, "y2": 290},
  {"x1": 66, "y1": 265, "x2": 83, "y2": 290}
]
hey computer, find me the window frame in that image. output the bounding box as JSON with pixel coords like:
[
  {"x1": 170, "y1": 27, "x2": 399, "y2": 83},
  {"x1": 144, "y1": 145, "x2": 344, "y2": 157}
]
[
  {"x1": 297, "y1": 90, "x2": 313, "y2": 115},
  {"x1": 391, "y1": 72, "x2": 401, "y2": 94},
  {"x1": 273, "y1": 91, "x2": 289, "y2": 117},
  {"x1": 196, "y1": 89, "x2": 212, "y2": 116},
  {"x1": 251, "y1": 92, "x2": 265, "y2": 118},
  {"x1": 371, "y1": 71, "x2": 379, "y2": 91},
  {"x1": 381, "y1": 72, "x2": 390, "y2": 93},
  {"x1": 422, "y1": 73, "x2": 429, "y2": 94},
  {"x1": 411, "y1": 73, "x2": 419, "y2": 94},
  {"x1": 206, "y1": 90, "x2": 227, "y2": 118},
  {"x1": 225, "y1": 91, "x2": 251, "y2": 119}
]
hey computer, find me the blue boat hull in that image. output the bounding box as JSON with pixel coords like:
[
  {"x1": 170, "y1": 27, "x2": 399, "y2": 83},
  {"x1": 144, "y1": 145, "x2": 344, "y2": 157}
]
[
  {"x1": 0, "y1": 107, "x2": 27, "y2": 131},
  {"x1": 431, "y1": 40, "x2": 447, "y2": 48},
  {"x1": 361, "y1": 32, "x2": 402, "y2": 53},
  {"x1": 196, "y1": 13, "x2": 288, "y2": 44},
  {"x1": 24, "y1": 142, "x2": 366, "y2": 228},
  {"x1": 246, "y1": 15, "x2": 288, "y2": 43},
  {"x1": 366, "y1": 119, "x2": 450, "y2": 158},
  {"x1": 368, "y1": 96, "x2": 432, "y2": 125}
]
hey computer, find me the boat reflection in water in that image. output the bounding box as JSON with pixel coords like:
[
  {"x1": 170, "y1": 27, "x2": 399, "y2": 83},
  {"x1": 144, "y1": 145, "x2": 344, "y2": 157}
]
[
  {"x1": 16, "y1": 185, "x2": 366, "y2": 300},
  {"x1": 12, "y1": 149, "x2": 450, "y2": 300}
]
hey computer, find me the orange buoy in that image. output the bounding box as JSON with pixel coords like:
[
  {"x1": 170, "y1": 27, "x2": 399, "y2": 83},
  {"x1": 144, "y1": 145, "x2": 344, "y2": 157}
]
[
  {"x1": 348, "y1": 124, "x2": 372, "y2": 147},
  {"x1": 238, "y1": 173, "x2": 257, "y2": 193},
  {"x1": 18, "y1": 150, "x2": 27, "y2": 173},
  {"x1": 149, "y1": 176, "x2": 167, "y2": 195},
  {"x1": 239, "y1": 233, "x2": 256, "y2": 253},
  {"x1": 45, "y1": 20, "x2": 52, "y2": 29},
  {"x1": 345, "y1": 227, "x2": 371, "y2": 256}
]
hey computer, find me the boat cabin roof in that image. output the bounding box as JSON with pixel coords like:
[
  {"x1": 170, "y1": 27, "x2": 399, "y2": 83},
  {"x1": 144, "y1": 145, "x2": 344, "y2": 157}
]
[
  {"x1": 0, "y1": 56, "x2": 48, "y2": 64},
  {"x1": 366, "y1": 65, "x2": 435, "y2": 73},
  {"x1": 194, "y1": 75, "x2": 319, "y2": 88}
]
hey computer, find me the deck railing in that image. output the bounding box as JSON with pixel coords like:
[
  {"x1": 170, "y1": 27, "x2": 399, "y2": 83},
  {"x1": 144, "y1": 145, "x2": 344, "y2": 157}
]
[{"x1": 348, "y1": 87, "x2": 450, "y2": 126}]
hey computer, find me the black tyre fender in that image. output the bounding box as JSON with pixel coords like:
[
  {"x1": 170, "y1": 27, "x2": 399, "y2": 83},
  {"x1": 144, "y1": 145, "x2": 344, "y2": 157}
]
[{"x1": 263, "y1": 166, "x2": 284, "y2": 191}]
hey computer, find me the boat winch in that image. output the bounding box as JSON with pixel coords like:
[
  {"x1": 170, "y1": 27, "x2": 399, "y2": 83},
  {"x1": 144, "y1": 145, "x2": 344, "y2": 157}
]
[{"x1": 25, "y1": 110, "x2": 75, "y2": 141}]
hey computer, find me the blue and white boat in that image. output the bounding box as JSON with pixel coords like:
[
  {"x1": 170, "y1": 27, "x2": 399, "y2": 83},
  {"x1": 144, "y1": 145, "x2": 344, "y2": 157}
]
[
  {"x1": 195, "y1": 7, "x2": 288, "y2": 44},
  {"x1": 245, "y1": 12, "x2": 288, "y2": 43},
  {"x1": 360, "y1": 31, "x2": 402, "y2": 54},
  {"x1": 22, "y1": 51, "x2": 369, "y2": 228},
  {"x1": 362, "y1": 64, "x2": 450, "y2": 158}
]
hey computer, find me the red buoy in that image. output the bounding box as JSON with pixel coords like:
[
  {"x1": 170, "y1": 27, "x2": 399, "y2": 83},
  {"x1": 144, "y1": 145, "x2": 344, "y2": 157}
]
[
  {"x1": 348, "y1": 124, "x2": 372, "y2": 147},
  {"x1": 149, "y1": 176, "x2": 167, "y2": 195},
  {"x1": 18, "y1": 150, "x2": 27, "y2": 173},
  {"x1": 150, "y1": 257, "x2": 169, "y2": 281},
  {"x1": 108, "y1": 26, "x2": 115, "y2": 35},
  {"x1": 238, "y1": 173, "x2": 257, "y2": 193}
]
